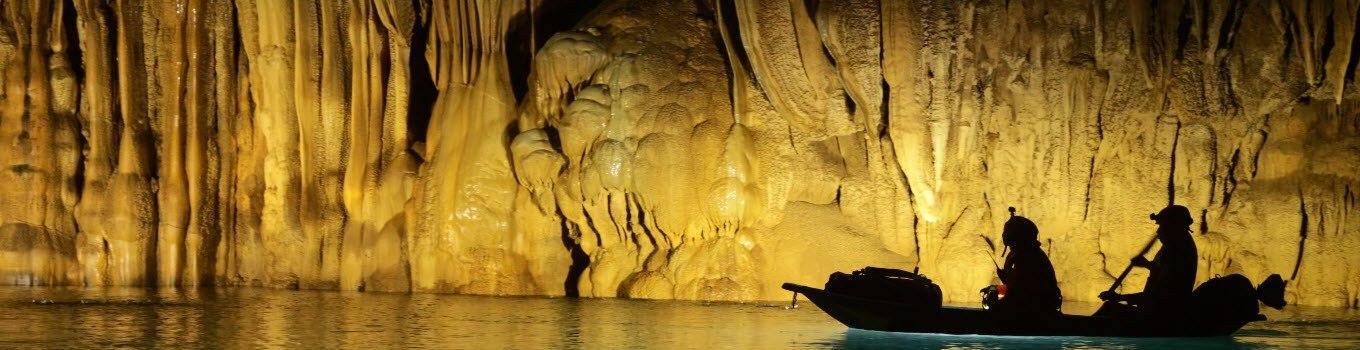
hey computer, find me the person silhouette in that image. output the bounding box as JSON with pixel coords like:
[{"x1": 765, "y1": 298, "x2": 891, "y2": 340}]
[
  {"x1": 1097, "y1": 205, "x2": 1198, "y2": 319},
  {"x1": 986, "y1": 207, "x2": 1062, "y2": 315}
]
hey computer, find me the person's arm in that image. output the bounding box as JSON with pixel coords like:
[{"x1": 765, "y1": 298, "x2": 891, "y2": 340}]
[
  {"x1": 1120, "y1": 292, "x2": 1149, "y2": 306},
  {"x1": 1097, "y1": 251, "x2": 1156, "y2": 302},
  {"x1": 1100, "y1": 255, "x2": 1154, "y2": 305},
  {"x1": 997, "y1": 253, "x2": 1017, "y2": 283}
]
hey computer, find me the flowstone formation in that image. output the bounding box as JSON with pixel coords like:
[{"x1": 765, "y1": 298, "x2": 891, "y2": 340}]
[{"x1": 1, "y1": 0, "x2": 1358, "y2": 307}]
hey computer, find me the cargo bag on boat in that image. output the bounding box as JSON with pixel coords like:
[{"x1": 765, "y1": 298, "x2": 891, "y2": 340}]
[
  {"x1": 1190, "y1": 274, "x2": 1262, "y2": 323},
  {"x1": 824, "y1": 267, "x2": 943, "y2": 308}
]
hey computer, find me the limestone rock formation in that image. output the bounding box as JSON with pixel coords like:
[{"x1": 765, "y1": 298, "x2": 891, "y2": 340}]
[{"x1": 1, "y1": 0, "x2": 1358, "y2": 308}]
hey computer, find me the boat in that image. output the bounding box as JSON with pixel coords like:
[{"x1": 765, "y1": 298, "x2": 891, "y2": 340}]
[{"x1": 782, "y1": 282, "x2": 1260, "y2": 337}]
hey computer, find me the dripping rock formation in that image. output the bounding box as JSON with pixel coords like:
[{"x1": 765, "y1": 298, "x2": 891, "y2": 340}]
[{"x1": 1, "y1": 0, "x2": 1358, "y2": 307}]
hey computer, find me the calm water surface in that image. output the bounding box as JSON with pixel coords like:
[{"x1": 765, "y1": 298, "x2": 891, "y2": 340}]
[{"x1": 1, "y1": 286, "x2": 1357, "y2": 349}]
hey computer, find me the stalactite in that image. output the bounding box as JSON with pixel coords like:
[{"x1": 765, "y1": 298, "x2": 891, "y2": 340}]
[
  {"x1": 882, "y1": 0, "x2": 937, "y2": 230},
  {"x1": 1325, "y1": 0, "x2": 1359, "y2": 103},
  {"x1": 410, "y1": 0, "x2": 523, "y2": 294},
  {"x1": 732, "y1": 0, "x2": 845, "y2": 137},
  {"x1": 814, "y1": 0, "x2": 913, "y2": 256},
  {"x1": 714, "y1": 0, "x2": 744, "y2": 124},
  {"x1": 0, "y1": 0, "x2": 82, "y2": 285},
  {"x1": 179, "y1": 0, "x2": 225, "y2": 288},
  {"x1": 1284, "y1": 0, "x2": 1328, "y2": 85},
  {"x1": 72, "y1": 0, "x2": 118, "y2": 286},
  {"x1": 208, "y1": 0, "x2": 239, "y2": 288},
  {"x1": 153, "y1": 0, "x2": 190, "y2": 288},
  {"x1": 237, "y1": 0, "x2": 305, "y2": 288},
  {"x1": 223, "y1": 51, "x2": 261, "y2": 286}
]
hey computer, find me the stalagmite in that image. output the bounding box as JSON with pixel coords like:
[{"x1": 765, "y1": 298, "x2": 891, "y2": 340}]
[{"x1": 0, "y1": 0, "x2": 1358, "y2": 308}]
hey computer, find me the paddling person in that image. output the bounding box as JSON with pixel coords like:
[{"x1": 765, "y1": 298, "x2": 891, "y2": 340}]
[
  {"x1": 1097, "y1": 205, "x2": 1198, "y2": 319},
  {"x1": 986, "y1": 208, "x2": 1062, "y2": 315}
]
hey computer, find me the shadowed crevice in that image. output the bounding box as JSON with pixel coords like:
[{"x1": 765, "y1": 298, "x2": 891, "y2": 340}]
[
  {"x1": 407, "y1": 1, "x2": 435, "y2": 145},
  {"x1": 562, "y1": 221, "x2": 590, "y2": 298},
  {"x1": 1291, "y1": 189, "x2": 1307, "y2": 280},
  {"x1": 1167, "y1": 119, "x2": 1182, "y2": 206}
]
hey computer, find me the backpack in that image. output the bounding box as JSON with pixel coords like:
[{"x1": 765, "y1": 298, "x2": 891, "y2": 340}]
[{"x1": 825, "y1": 266, "x2": 943, "y2": 308}]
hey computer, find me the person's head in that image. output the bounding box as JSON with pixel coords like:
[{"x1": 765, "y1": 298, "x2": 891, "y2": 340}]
[
  {"x1": 1003, "y1": 207, "x2": 1040, "y2": 249},
  {"x1": 1150, "y1": 205, "x2": 1193, "y2": 238},
  {"x1": 1257, "y1": 274, "x2": 1287, "y2": 310}
]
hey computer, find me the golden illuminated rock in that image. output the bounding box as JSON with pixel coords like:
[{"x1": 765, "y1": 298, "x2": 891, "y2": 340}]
[{"x1": 0, "y1": 0, "x2": 1357, "y2": 308}]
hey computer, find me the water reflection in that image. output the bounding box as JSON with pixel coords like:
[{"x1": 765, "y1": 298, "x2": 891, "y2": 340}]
[
  {"x1": 836, "y1": 329, "x2": 1251, "y2": 350},
  {"x1": 1, "y1": 286, "x2": 1357, "y2": 349}
]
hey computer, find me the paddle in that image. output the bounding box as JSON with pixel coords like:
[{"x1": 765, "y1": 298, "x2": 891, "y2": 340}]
[{"x1": 1106, "y1": 231, "x2": 1158, "y2": 293}]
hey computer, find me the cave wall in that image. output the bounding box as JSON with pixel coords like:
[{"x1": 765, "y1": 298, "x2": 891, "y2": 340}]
[{"x1": 0, "y1": 0, "x2": 1358, "y2": 307}]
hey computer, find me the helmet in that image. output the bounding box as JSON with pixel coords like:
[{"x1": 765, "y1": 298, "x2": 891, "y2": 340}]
[
  {"x1": 1150, "y1": 205, "x2": 1193, "y2": 226},
  {"x1": 1003, "y1": 207, "x2": 1039, "y2": 245}
]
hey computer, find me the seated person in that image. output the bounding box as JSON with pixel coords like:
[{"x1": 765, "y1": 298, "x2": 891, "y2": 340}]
[
  {"x1": 987, "y1": 208, "x2": 1062, "y2": 314},
  {"x1": 1098, "y1": 205, "x2": 1198, "y2": 319}
]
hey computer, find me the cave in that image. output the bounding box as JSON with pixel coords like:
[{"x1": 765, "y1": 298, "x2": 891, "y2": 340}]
[{"x1": 0, "y1": 0, "x2": 1357, "y2": 308}]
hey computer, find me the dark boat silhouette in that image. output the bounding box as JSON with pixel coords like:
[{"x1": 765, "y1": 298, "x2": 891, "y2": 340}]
[{"x1": 782, "y1": 282, "x2": 1261, "y2": 337}]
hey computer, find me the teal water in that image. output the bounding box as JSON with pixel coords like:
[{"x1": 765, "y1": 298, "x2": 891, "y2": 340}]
[{"x1": 1, "y1": 286, "x2": 1356, "y2": 349}]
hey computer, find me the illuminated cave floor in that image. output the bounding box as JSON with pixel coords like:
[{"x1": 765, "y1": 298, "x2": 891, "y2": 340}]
[{"x1": 0, "y1": 286, "x2": 1356, "y2": 349}]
